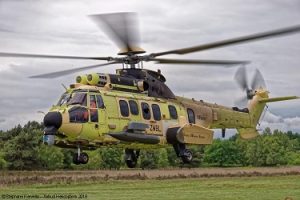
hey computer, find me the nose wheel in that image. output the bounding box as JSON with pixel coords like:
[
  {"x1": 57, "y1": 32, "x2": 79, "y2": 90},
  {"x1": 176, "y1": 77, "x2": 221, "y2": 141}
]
[
  {"x1": 73, "y1": 147, "x2": 89, "y2": 165},
  {"x1": 124, "y1": 148, "x2": 140, "y2": 168}
]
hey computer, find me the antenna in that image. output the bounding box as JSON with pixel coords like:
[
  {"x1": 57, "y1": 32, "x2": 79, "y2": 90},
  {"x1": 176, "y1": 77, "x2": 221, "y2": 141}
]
[{"x1": 61, "y1": 83, "x2": 67, "y2": 91}]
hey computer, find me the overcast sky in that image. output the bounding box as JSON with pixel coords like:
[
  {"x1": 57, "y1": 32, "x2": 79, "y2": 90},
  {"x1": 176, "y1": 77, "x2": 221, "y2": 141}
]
[{"x1": 0, "y1": 0, "x2": 299, "y2": 135}]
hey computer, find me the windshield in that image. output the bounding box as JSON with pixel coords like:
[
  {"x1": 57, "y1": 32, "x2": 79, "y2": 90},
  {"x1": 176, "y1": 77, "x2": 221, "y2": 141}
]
[
  {"x1": 67, "y1": 92, "x2": 87, "y2": 106},
  {"x1": 57, "y1": 93, "x2": 71, "y2": 106}
]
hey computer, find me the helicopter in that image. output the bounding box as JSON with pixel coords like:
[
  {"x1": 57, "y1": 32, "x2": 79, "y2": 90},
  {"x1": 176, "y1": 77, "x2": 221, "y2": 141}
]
[{"x1": 0, "y1": 12, "x2": 299, "y2": 168}]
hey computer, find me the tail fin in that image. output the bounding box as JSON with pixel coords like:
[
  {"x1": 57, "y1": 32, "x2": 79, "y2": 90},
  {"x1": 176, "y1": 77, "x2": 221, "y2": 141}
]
[
  {"x1": 236, "y1": 88, "x2": 268, "y2": 139},
  {"x1": 238, "y1": 88, "x2": 299, "y2": 139}
]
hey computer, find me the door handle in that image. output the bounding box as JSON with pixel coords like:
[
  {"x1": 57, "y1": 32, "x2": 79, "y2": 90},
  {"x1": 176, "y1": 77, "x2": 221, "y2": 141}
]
[{"x1": 95, "y1": 124, "x2": 99, "y2": 129}]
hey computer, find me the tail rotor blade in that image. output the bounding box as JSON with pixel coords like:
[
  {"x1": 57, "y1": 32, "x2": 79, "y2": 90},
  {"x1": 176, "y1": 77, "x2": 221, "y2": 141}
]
[
  {"x1": 234, "y1": 66, "x2": 249, "y2": 91},
  {"x1": 251, "y1": 69, "x2": 266, "y2": 90}
]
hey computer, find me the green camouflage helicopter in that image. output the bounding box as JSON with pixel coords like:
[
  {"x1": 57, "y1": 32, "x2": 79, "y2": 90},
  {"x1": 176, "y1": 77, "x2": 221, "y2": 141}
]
[{"x1": 0, "y1": 13, "x2": 299, "y2": 168}]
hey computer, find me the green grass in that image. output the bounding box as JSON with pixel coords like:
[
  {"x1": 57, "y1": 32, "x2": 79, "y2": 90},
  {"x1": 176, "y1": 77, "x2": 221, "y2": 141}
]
[{"x1": 1, "y1": 176, "x2": 300, "y2": 200}]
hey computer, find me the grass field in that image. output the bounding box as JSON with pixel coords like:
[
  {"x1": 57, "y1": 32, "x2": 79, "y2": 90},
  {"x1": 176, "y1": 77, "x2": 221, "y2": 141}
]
[{"x1": 1, "y1": 175, "x2": 300, "y2": 200}]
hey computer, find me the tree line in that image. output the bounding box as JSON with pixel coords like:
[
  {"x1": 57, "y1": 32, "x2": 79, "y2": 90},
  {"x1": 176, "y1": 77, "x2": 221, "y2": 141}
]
[{"x1": 0, "y1": 121, "x2": 299, "y2": 170}]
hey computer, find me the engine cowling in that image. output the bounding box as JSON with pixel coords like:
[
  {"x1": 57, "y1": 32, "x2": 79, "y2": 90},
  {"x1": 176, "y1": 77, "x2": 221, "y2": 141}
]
[
  {"x1": 76, "y1": 75, "x2": 88, "y2": 84},
  {"x1": 87, "y1": 73, "x2": 108, "y2": 86}
]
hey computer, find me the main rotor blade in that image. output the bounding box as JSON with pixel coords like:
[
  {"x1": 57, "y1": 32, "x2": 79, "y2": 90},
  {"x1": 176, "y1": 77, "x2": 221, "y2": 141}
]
[
  {"x1": 89, "y1": 12, "x2": 144, "y2": 54},
  {"x1": 150, "y1": 25, "x2": 300, "y2": 57},
  {"x1": 149, "y1": 58, "x2": 250, "y2": 66},
  {"x1": 235, "y1": 66, "x2": 249, "y2": 91},
  {"x1": 29, "y1": 61, "x2": 118, "y2": 79},
  {"x1": 251, "y1": 69, "x2": 266, "y2": 90},
  {"x1": 0, "y1": 52, "x2": 112, "y2": 61}
]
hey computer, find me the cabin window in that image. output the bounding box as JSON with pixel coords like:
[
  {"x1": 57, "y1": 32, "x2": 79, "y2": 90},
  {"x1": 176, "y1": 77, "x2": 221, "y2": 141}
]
[
  {"x1": 187, "y1": 108, "x2": 195, "y2": 124},
  {"x1": 152, "y1": 104, "x2": 161, "y2": 121},
  {"x1": 119, "y1": 100, "x2": 129, "y2": 117},
  {"x1": 129, "y1": 100, "x2": 139, "y2": 115},
  {"x1": 90, "y1": 95, "x2": 98, "y2": 122},
  {"x1": 68, "y1": 92, "x2": 87, "y2": 106},
  {"x1": 141, "y1": 102, "x2": 151, "y2": 120},
  {"x1": 168, "y1": 105, "x2": 178, "y2": 119},
  {"x1": 69, "y1": 106, "x2": 88, "y2": 123},
  {"x1": 96, "y1": 95, "x2": 104, "y2": 108}
]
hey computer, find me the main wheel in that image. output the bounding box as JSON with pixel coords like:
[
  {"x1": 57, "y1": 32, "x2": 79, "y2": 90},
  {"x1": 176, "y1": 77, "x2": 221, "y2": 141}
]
[
  {"x1": 181, "y1": 149, "x2": 193, "y2": 164},
  {"x1": 124, "y1": 149, "x2": 138, "y2": 168},
  {"x1": 72, "y1": 152, "x2": 89, "y2": 165},
  {"x1": 79, "y1": 152, "x2": 89, "y2": 164},
  {"x1": 126, "y1": 159, "x2": 137, "y2": 168}
]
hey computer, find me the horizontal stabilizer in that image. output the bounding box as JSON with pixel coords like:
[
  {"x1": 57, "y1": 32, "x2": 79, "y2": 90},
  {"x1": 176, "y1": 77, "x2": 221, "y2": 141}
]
[{"x1": 258, "y1": 96, "x2": 299, "y2": 103}]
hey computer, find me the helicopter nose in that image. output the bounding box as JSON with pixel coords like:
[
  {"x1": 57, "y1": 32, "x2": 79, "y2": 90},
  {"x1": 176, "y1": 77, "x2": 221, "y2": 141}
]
[{"x1": 43, "y1": 112, "x2": 62, "y2": 130}]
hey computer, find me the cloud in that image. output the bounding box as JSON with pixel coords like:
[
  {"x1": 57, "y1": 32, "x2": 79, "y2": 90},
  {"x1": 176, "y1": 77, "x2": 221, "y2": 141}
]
[
  {"x1": 263, "y1": 111, "x2": 284, "y2": 123},
  {"x1": 259, "y1": 111, "x2": 300, "y2": 133}
]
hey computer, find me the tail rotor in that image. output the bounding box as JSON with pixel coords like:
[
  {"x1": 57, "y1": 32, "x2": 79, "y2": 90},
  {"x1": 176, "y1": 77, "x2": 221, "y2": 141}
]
[{"x1": 234, "y1": 66, "x2": 266, "y2": 106}]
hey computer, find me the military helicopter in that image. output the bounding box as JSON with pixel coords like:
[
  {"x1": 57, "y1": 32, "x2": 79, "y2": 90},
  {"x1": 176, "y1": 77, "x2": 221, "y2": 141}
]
[{"x1": 0, "y1": 13, "x2": 299, "y2": 168}]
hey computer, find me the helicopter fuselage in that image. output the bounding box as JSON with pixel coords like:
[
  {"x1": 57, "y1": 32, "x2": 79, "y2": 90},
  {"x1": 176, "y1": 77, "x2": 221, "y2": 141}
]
[
  {"x1": 41, "y1": 69, "x2": 298, "y2": 166},
  {"x1": 44, "y1": 80, "x2": 260, "y2": 150}
]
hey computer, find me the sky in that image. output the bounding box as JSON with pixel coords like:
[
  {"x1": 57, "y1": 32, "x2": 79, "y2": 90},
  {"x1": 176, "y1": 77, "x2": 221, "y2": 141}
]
[{"x1": 0, "y1": 0, "x2": 299, "y2": 135}]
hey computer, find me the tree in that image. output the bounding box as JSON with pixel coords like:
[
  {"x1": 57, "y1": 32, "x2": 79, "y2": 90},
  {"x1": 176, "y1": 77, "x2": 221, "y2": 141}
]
[
  {"x1": 286, "y1": 152, "x2": 300, "y2": 165},
  {"x1": 38, "y1": 146, "x2": 64, "y2": 170},
  {"x1": 3, "y1": 128, "x2": 43, "y2": 170},
  {"x1": 243, "y1": 130, "x2": 299, "y2": 166},
  {"x1": 204, "y1": 139, "x2": 242, "y2": 167},
  {"x1": 99, "y1": 147, "x2": 123, "y2": 169},
  {"x1": 166, "y1": 146, "x2": 179, "y2": 167},
  {"x1": 157, "y1": 149, "x2": 169, "y2": 168},
  {"x1": 140, "y1": 150, "x2": 158, "y2": 169},
  {"x1": 139, "y1": 149, "x2": 169, "y2": 169},
  {"x1": 244, "y1": 137, "x2": 265, "y2": 166},
  {"x1": 262, "y1": 136, "x2": 287, "y2": 166},
  {"x1": 0, "y1": 152, "x2": 7, "y2": 169}
]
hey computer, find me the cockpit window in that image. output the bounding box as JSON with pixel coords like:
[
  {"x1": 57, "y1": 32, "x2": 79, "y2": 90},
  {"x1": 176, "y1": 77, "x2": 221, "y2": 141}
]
[
  {"x1": 68, "y1": 93, "x2": 87, "y2": 106},
  {"x1": 69, "y1": 106, "x2": 88, "y2": 123},
  {"x1": 96, "y1": 95, "x2": 105, "y2": 109},
  {"x1": 90, "y1": 95, "x2": 97, "y2": 108},
  {"x1": 57, "y1": 93, "x2": 71, "y2": 106}
]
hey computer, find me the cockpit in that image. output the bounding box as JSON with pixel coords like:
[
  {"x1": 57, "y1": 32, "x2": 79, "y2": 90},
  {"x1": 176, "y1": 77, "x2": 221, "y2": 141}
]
[
  {"x1": 68, "y1": 92, "x2": 87, "y2": 106},
  {"x1": 56, "y1": 90, "x2": 104, "y2": 124},
  {"x1": 56, "y1": 92, "x2": 87, "y2": 106}
]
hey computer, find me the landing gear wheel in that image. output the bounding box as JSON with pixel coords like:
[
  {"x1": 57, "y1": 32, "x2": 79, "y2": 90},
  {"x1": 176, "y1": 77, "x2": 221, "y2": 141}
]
[
  {"x1": 72, "y1": 152, "x2": 89, "y2": 165},
  {"x1": 124, "y1": 149, "x2": 139, "y2": 168},
  {"x1": 180, "y1": 149, "x2": 193, "y2": 164},
  {"x1": 173, "y1": 143, "x2": 193, "y2": 164},
  {"x1": 126, "y1": 159, "x2": 137, "y2": 168},
  {"x1": 79, "y1": 152, "x2": 89, "y2": 164}
]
